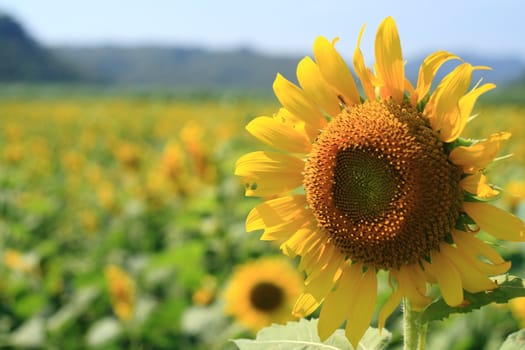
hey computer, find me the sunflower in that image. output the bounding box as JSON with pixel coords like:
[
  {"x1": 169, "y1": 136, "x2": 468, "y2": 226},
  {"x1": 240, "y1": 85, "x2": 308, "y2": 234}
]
[
  {"x1": 105, "y1": 265, "x2": 135, "y2": 322},
  {"x1": 223, "y1": 257, "x2": 302, "y2": 332},
  {"x1": 235, "y1": 16, "x2": 525, "y2": 347}
]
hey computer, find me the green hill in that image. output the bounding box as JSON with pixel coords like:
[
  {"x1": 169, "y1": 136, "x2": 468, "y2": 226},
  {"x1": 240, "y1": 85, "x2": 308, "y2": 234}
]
[
  {"x1": 0, "y1": 13, "x2": 80, "y2": 82},
  {"x1": 51, "y1": 46, "x2": 300, "y2": 91}
]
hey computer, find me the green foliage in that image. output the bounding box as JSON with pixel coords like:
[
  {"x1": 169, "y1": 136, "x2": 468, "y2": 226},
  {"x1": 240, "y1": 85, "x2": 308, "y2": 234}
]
[
  {"x1": 500, "y1": 329, "x2": 525, "y2": 350},
  {"x1": 233, "y1": 319, "x2": 391, "y2": 350},
  {"x1": 421, "y1": 275, "x2": 525, "y2": 324}
]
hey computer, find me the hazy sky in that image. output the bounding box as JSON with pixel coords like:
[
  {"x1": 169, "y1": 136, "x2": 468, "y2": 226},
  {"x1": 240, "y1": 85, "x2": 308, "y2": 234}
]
[{"x1": 1, "y1": 0, "x2": 524, "y2": 62}]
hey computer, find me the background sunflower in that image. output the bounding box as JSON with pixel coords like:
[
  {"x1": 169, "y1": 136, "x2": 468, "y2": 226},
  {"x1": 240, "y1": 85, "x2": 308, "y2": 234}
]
[{"x1": 223, "y1": 257, "x2": 303, "y2": 332}]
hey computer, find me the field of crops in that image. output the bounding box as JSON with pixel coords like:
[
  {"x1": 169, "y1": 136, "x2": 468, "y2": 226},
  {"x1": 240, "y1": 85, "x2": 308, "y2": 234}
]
[{"x1": 1, "y1": 91, "x2": 525, "y2": 349}]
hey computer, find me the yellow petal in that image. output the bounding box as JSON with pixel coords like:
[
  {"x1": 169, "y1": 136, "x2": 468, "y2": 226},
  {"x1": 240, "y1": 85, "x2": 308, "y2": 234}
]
[
  {"x1": 405, "y1": 78, "x2": 417, "y2": 106},
  {"x1": 297, "y1": 56, "x2": 342, "y2": 117},
  {"x1": 460, "y1": 172, "x2": 499, "y2": 198},
  {"x1": 313, "y1": 36, "x2": 361, "y2": 106},
  {"x1": 272, "y1": 74, "x2": 326, "y2": 139},
  {"x1": 424, "y1": 63, "x2": 473, "y2": 142},
  {"x1": 451, "y1": 229, "x2": 511, "y2": 276},
  {"x1": 273, "y1": 107, "x2": 302, "y2": 126},
  {"x1": 449, "y1": 132, "x2": 511, "y2": 173},
  {"x1": 261, "y1": 218, "x2": 308, "y2": 242},
  {"x1": 424, "y1": 250, "x2": 463, "y2": 306},
  {"x1": 293, "y1": 293, "x2": 321, "y2": 318},
  {"x1": 318, "y1": 263, "x2": 362, "y2": 340},
  {"x1": 293, "y1": 254, "x2": 344, "y2": 317},
  {"x1": 378, "y1": 278, "x2": 403, "y2": 331},
  {"x1": 246, "y1": 116, "x2": 312, "y2": 154},
  {"x1": 235, "y1": 151, "x2": 304, "y2": 196},
  {"x1": 345, "y1": 267, "x2": 378, "y2": 348},
  {"x1": 395, "y1": 266, "x2": 431, "y2": 310},
  {"x1": 304, "y1": 250, "x2": 345, "y2": 284},
  {"x1": 440, "y1": 244, "x2": 497, "y2": 293},
  {"x1": 463, "y1": 202, "x2": 525, "y2": 241},
  {"x1": 459, "y1": 83, "x2": 496, "y2": 125},
  {"x1": 353, "y1": 25, "x2": 376, "y2": 101},
  {"x1": 374, "y1": 16, "x2": 404, "y2": 103},
  {"x1": 280, "y1": 226, "x2": 321, "y2": 257},
  {"x1": 451, "y1": 229, "x2": 505, "y2": 265},
  {"x1": 299, "y1": 239, "x2": 333, "y2": 277},
  {"x1": 415, "y1": 51, "x2": 460, "y2": 102},
  {"x1": 246, "y1": 195, "x2": 307, "y2": 231},
  {"x1": 455, "y1": 244, "x2": 511, "y2": 276}
]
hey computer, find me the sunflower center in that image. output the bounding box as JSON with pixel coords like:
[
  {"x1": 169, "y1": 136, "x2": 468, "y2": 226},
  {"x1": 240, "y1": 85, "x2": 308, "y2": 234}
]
[
  {"x1": 249, "y1": 281, "x2": 284, "y2": 312},
  {"x1": 303, "y1": 100, "x2": 463, "y2": 269},
  {"x1": 333, "y1": 148, "x2": 400, "y2": 221}
]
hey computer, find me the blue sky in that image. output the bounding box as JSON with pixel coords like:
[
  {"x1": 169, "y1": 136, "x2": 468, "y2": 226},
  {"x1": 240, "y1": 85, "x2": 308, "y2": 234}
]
[{"x1": 1, "y1": 0, "x2": 524, "y2": 62}]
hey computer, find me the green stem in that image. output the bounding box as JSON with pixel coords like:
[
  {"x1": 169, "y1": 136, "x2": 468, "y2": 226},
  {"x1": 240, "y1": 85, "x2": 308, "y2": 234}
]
[{"x1": 403, "y1": 298, "x2": 428, "y2": 350}]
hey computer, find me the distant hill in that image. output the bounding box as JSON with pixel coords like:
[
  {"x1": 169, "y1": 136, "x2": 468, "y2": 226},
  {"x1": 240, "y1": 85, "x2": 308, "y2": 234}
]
[
  {"x1": 51, "y1": 46, "x2": 300, "y2": 91},
  {"x1": 0, "y1": 13, "x2": 80, "y2": 82}
]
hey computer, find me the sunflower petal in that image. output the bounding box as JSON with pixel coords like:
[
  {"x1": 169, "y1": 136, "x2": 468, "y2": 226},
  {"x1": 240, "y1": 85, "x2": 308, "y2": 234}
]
[
  {"x1": 425, "y1": 63, "x2": 473, "y2": 142},
  {"x1": 424, "y1": 250, "x2": 463, "y2": 306},
  {"x1": 235, "y1": 151, "x2": 304, "y2": 196},
  {"x1": 463, "y1": 202, "x2": 525, "y2": 241},
  {"x1": 440, "y1": 244, "x2": 497, "y2": 293},
  {"x1": 449, "y1": 132, "x2": 511, "y2": 173},
  {"x1": 415, "y1": 51, "x2": 460, "y2": 102},
  {"x1": 459, "y1": 83, "x2": 496, "y2": 125},
  {"x1": 261, "y1": 219, "x2": 308, "y2": 242},
  {"x1": 374, "y1": 16, "x2": 404, "y2": 103},
  {"x1": 378, "y1": 278, "x2": 403, "y2": 331},
  {"x1": 313, "y1": 36, "x2": 361, "y2": 106},
  {"x1": 246, "y1": 116, "x2": 311, "y2": 153},
  {"x1": 395, "y1": 266, "x2": 431, "y2": 310},
  {"x1": 292, "y1": 293, "x2": 321, "y2": 318},
  {"x1": 281, "y1": 226, "x2": 321, "y2": 257},
  {"x1": 246, "y1": 195, "x2": 307, "y2": 230},
  {"x1": 299, "y1": 239, "x2": 335, "y2": 276},
  {"x1": 345, "y1": 267, "x2": 378, "y2": 348},
  {"x1": 353, "y1": 25, "x2": 376, "y2": 101},
  {"x1": 294, "y1": 266, "x2": 343, "y2": 317},
  {"x1": 455, "y1": 245, "x2": 511, "y2": 276},
  {"x1": 451, "y1": 229, "x2": 505, "y2": 264},
  {"x1": 304, "y1": 250, "x2": 345, "y2": 286},
  {"x1": 460, "y1": 172, "x2": 499, "y2": 198},
  {"x1": 318, "y1": 263, "x2": 362, "y2": 340},
  {"x1": 273, "y1": 74, "x2": 326, "y2": 139},
  {"x1": 297, "y1": 56, "x2": 342, "y2": 117}
]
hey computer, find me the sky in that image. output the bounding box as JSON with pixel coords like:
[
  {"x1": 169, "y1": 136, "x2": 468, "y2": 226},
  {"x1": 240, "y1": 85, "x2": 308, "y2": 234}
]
[{"x1": 1, "y1": 0, "x2": 524, "y2": 62}]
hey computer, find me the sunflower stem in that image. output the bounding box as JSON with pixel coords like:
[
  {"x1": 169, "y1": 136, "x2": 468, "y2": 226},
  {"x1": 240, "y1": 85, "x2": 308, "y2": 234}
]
[{"x1": 403, "y1": 298, "x2": 427, "y2": 350}]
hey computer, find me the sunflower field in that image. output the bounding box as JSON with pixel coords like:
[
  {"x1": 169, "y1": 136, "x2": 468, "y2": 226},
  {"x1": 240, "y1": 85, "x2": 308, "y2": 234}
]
[{"x1": 0, "y1": 88, "x2": 525, "y2": 349}]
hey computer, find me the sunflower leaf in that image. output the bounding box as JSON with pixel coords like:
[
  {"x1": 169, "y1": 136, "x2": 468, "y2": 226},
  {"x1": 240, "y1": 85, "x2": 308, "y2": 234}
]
[
  {"x1": 499, "y1": 329, "x2": 525, "y2": 350},
  {"x1": 421, "y1": 275, "x2": 525, "y2": 323},
  {"x1": 232, "y1": 318, "x2": 391, "y2": 350}
]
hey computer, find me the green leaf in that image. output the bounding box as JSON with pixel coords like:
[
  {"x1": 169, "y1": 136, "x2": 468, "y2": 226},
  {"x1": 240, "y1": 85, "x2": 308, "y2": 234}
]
[
  {"x1": 421, "y1": 275, "x2": 525, "y2": 323},
  {"x1": 10, "y1": 316, "x2": 45, "y2": 348},
  {"x1": 85, "y1": 317, "x2": 122, "y2": 348},
  {"x1": 232, "y1": 318, "x2": 391, "y2": 350},
  {"x1": 500, "y1": 329, "x2": 525, "y2": 350}
]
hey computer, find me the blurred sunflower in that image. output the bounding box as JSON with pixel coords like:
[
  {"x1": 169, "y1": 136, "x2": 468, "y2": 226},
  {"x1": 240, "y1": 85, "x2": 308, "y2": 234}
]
[
  {"x1": 503, "y1": 180, "x2": 525, "y2": 213},
  {"x1": 235, "y1": 16, "x2": 525, "y2": 347},
  {"x1": 510, "y1": 297, "x2": 525, "y2": 328},
  {"x1": 105, "y1": 265, "x2": 135, "y2": 322},
  {"x1": 223, "y1": 257, "x2": 302, "y2": 332}
]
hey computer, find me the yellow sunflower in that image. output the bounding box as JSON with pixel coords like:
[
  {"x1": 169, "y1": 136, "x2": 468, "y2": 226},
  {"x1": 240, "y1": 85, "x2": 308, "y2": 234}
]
[
  {"x1": 235, "y1": 16, "x2": 525, "y2": 347},
  {"x1": 105, "y1": 265, "x2": 135, "y2": 322},
  {"x1": 223, "y1": 257, "x2": 302, "y2": 332}
]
